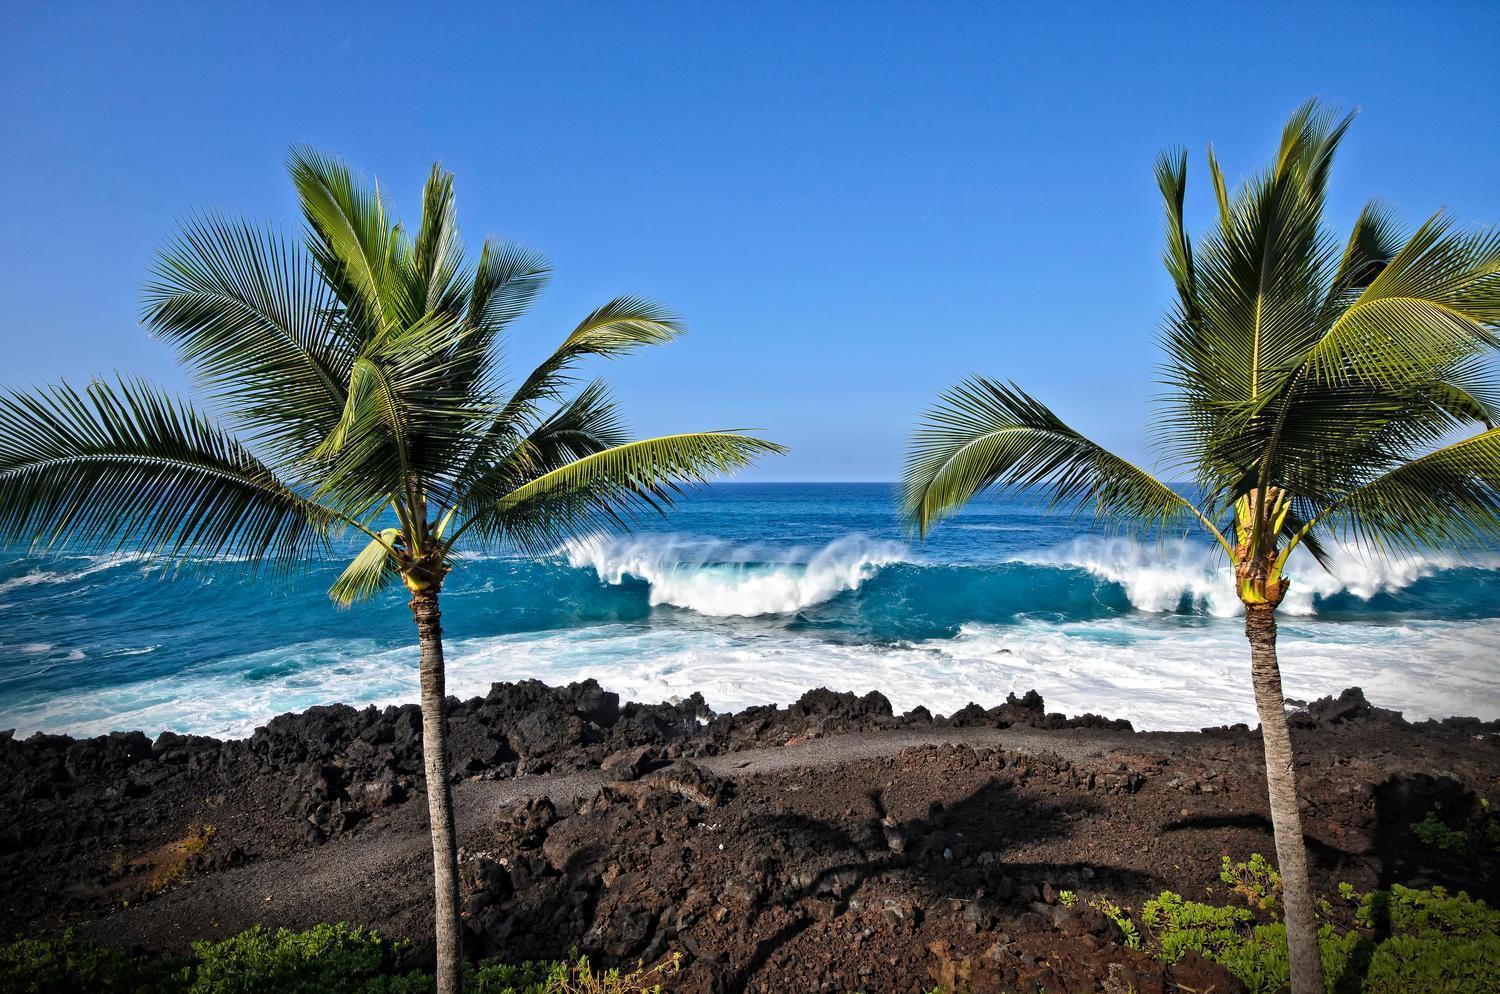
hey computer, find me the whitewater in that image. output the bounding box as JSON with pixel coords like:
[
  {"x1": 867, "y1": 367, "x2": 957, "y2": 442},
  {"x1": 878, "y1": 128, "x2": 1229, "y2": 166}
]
[{"x1": 2, "y1": 483, "x2": 1497, "y2": 738}]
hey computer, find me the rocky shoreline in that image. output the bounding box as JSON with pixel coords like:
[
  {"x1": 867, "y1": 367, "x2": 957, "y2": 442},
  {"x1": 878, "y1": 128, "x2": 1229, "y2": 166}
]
[
  {"x1": 0, "y1": 680, "x2": 1133, "y2": 862},
  {"x1": 4, "y1": 682, "x2": 1498, "y2": 992}
]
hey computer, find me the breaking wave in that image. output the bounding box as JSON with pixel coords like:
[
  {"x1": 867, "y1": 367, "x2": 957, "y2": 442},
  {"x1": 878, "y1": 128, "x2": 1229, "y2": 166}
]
[
  {"x1": 1015, "y1": 537, "x2": 1500, "y2": 618},
  {"x1": 560, "y1": 533, "x2": 1500, "y2": 625},
  {"x1": 563, "y1": 534, "x2": 906, "y2": 617}
]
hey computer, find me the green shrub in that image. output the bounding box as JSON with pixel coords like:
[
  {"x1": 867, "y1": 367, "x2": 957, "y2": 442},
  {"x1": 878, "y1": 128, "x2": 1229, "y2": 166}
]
[
  {"x1": 1141, "y1": 890, "x2": 1255, "y2": 964},
  {"x1": 1360, "y1": 931, "x2": 1500, "y2": 994},
  {"x1": 0, "y1": 930, "x2": 188, "y2": 994},
  {"x1": 1354, "y1": 884, "x2": 1500, "y2": 937},
  {"x1": 1220, "y1": 852, "x2": 1283, "y2": 910},
  {"x1": 187, "y1": 923, "x2": 421, "y2": 994},
  {"x1": 1412, "y1": 799, "x2": 1500, "y2": 856},
  {"x1": 0, "y1": 928, "x2": 679, "y2": 994},
  {"x1": 468, "y1": 959, "x2": 566, "y2": 994},
  {"x1": 1124, "y1": 874, "x2": 1500, "y2": 994},
  {"x1": 1087, "y1": 896, "x2": 1141, "y2": 949}
]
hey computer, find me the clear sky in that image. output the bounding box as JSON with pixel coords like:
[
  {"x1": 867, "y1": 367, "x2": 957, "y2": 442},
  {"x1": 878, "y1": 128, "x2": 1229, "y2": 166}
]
[{"x1": 3, "y1": 1, "x2": 1497, "y2": 480}]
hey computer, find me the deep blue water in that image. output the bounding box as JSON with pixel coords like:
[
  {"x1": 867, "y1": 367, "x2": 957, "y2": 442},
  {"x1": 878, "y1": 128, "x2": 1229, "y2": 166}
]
[{"x1": 2, "y1": 483, "x2": 1497, "y2": 736}]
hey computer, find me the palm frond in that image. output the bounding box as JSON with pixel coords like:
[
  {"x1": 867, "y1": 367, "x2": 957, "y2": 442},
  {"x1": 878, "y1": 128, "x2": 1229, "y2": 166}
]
[
  {"x1": 451, "y1": 432, "x2": 783, "y2": 553},
  {"x1": 312, "y1": 312, "x2": 493, "y2": 517},
  {"x1": 1430, "y1": 355, "x2": 1500, "y2": 428},
  {"x1": 500, "y1": 431, "x2": 781, "y2": 508},
  {"x1": 500, "y1": 295, "x2": 682, "y2": 419},
  {"x1": 527, "y1": 379, "x2": 631, "y2": 462},
  {"x1": 444, "y1": 380, "x2": 644, "y2": 546},
  {"x1": 442, "y1": 238, "x2": 551, "y2": 406},
  {"x1": 394, "y1": 163, "x2": 466, "y2": 326},
  {"x1": 454, "y1": 296, "x2": 683, "y2": 487},
  {"x1": 1322, "y1": 200, "x2": 1403, "y2": 313},
  {"x1": 1323, "y1": 428, "x2": 1500, "y2": 553},
  {"x1": 329, "y1": 527, "x2": 403, "y2": 605},
  {"x1": 904, "y1": 378, "x2": 1215, "y2": 545},
  {"x1": 141, "y1": 212, "x2": 351, "y2": 459},
  {"x1": 1153, "y1": 107, "x2": 1348, "y2": 482},
  {"x1": 469, "y1": 239, "x2": 551, "y2": 334},
  {"x1": 286, "y1": 145, "x2": 400, "y2": 344},
  {"x1": 0, "y1": 378, "x2": 336, "y2": 567},
  {"x1": 1155, "y1": 146, "x2": 1200, "y2": 327},
  {"x1": 1301, "y1": 214, "x2": 1500, "y2": 388}
]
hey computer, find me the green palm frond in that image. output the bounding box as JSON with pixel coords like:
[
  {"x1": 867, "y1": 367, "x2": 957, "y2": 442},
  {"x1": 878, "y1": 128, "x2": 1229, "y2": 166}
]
[
  {"x1": 141, "y1": 212, "x2": 351, "y2": 459},
  {"x1": 286, "y1": 145, "x2": 400, "y2": 344},
  {"x1": 445, "y1": 381, "x2": 647, "y2": 547},
  {"x1": 523, "y1": 379, "x2": 632, "y2": 466},
  {"x1": 499, "y1": 431, "x2": 781, "y2": 505},
  {"x1": 458, "y1": 480, "x2": 639, "y2": 559},
  {"x1": 904, "y1": 378, "x2": 1219, "y2": 547},
  {"x1": 1322, "y1": 428, "x2": 1500, "y2": 553},
  {"x1": 500, "y1": 295, "x2": 683, "y2": 420},
  {"x1": 1147, "y1": 103, "x2": 1500, "y2": 552},
  {"x1": 330, "y1": 527, "x2": 404, "y2": 605},
  {"x1": 450, "y1": 432, "x2": 784, "y2": 553},
  {"x1": 454, "y1": 295, "x2": 684, "y2": 488},
  {"x1": 398, "y1": 164, "x2": 466, "y2": 324},
  {"x1": 468, "y1": 239, "x2": 551, "y2": 334},
  {"x1": 1431, "y1": 358, "x2": 1500, "y2": 428},
  {"x1": 313, "y1": 313, "x2": 494, "y2": 517},
  {"x1": 1322, "y1": 200, "x2": 1403, "y2": 312},
  {"x1": 0, "y1": 378, "x2": 336, "y2": 566},
  {"x1": 1155, "y1": 146, "x2": 1200, "y2": 327},
  {"x1": 1301, "y1": 215, "x2": 1500, "y2": 388}
]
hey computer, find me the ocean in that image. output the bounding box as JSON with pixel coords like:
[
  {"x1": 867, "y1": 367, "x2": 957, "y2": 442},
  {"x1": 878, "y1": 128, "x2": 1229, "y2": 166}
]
[{"x1": 2, "y1": 483, "x2": 1498, "y2": 738}]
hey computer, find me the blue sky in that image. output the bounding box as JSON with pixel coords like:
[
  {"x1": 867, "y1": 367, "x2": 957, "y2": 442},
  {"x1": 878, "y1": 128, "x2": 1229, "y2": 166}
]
[{"x1": 3, "y1": 1, "x2": 1497, "y2": 481}]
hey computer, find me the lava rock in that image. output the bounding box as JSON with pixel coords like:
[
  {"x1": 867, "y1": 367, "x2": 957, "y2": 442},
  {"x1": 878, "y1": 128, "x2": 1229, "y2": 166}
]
[{"x1": 494, "y1": 796, "x2": 558, "y2": 849}]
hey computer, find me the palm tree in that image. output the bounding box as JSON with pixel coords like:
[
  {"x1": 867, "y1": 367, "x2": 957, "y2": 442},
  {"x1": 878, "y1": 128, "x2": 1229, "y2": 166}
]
[
  {"x1": 0, "y1": 149, "x2": 783, "y2": 994},
  {"x1": 903, "y1": 101, "x2": 1499, "y2": 994}
]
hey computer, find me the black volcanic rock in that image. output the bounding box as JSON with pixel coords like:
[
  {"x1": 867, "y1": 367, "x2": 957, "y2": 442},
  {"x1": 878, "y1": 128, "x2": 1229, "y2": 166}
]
[
  {"x1": 0, "y1": 675, "x2": 1143, "y2": 885},
  {"x1": 1291, "y1": 686, "x2": 1405, "y2": 728}
]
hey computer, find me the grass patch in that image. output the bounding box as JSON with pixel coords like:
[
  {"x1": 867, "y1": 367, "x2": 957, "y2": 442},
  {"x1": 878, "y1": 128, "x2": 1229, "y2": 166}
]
[{"x1": 146, "y1": 823, "x2": 216, "y2": 894}]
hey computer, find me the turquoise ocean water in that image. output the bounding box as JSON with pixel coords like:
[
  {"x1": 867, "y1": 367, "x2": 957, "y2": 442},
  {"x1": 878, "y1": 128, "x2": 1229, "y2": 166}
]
[{"x1": 2, "y1": 483, "x2": 1497, "y2": 737}]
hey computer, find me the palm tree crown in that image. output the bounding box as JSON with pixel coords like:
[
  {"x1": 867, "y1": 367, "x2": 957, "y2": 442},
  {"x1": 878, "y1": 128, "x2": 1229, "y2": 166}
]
[
  {"x1": 0, "y1": 148, "x2": 783, "y2": 587},
  {"x1": 906, "y1": 102, "x2": 1499, "y2": 590}
]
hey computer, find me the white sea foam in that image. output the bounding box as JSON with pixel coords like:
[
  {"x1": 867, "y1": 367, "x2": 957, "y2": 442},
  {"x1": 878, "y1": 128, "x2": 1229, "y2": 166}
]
[
  {"x1": 563, "y1": 534, "x2": 906, "y2": 617},
  {"x1": 1020, "y1": 537, "x2": 1499, "y2": 617},
  {"x1": 0, "y1": 553, "x2": 151, "y2": 596},
  {"x1": 8, "y1": 613, "x2": 1498, "y2": 739}
]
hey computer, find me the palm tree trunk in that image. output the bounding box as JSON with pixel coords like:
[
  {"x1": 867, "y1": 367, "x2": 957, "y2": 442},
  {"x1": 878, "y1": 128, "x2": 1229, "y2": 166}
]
[
  {"x1": 1245, "y1": 602, "x2": 1321, "y2": 994},
  {"x1": 412, "y1": 589, "x2": 463, "y2": 994}
]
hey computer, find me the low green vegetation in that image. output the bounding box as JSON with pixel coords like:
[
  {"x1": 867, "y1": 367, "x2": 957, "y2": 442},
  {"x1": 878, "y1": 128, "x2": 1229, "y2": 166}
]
[
  {"x1": 0, "y1": 929, "x2": 184, "y2": 994},
  {"x1": 1087, "y1": 896, "x2": 1142, "y2": 950},
  {"x1": 1412, "y1": 799, "x2": 1500, "y2": 855},
  {"x1": 0, "y1": 925, "x2": 676, "y2": 994},
  {"x1": 1124, "y1": 858, "x2": 1499, "y2": 994},
  {"x1": 1221, "y1": 852, "x2": 1283, "y2": 911}
]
